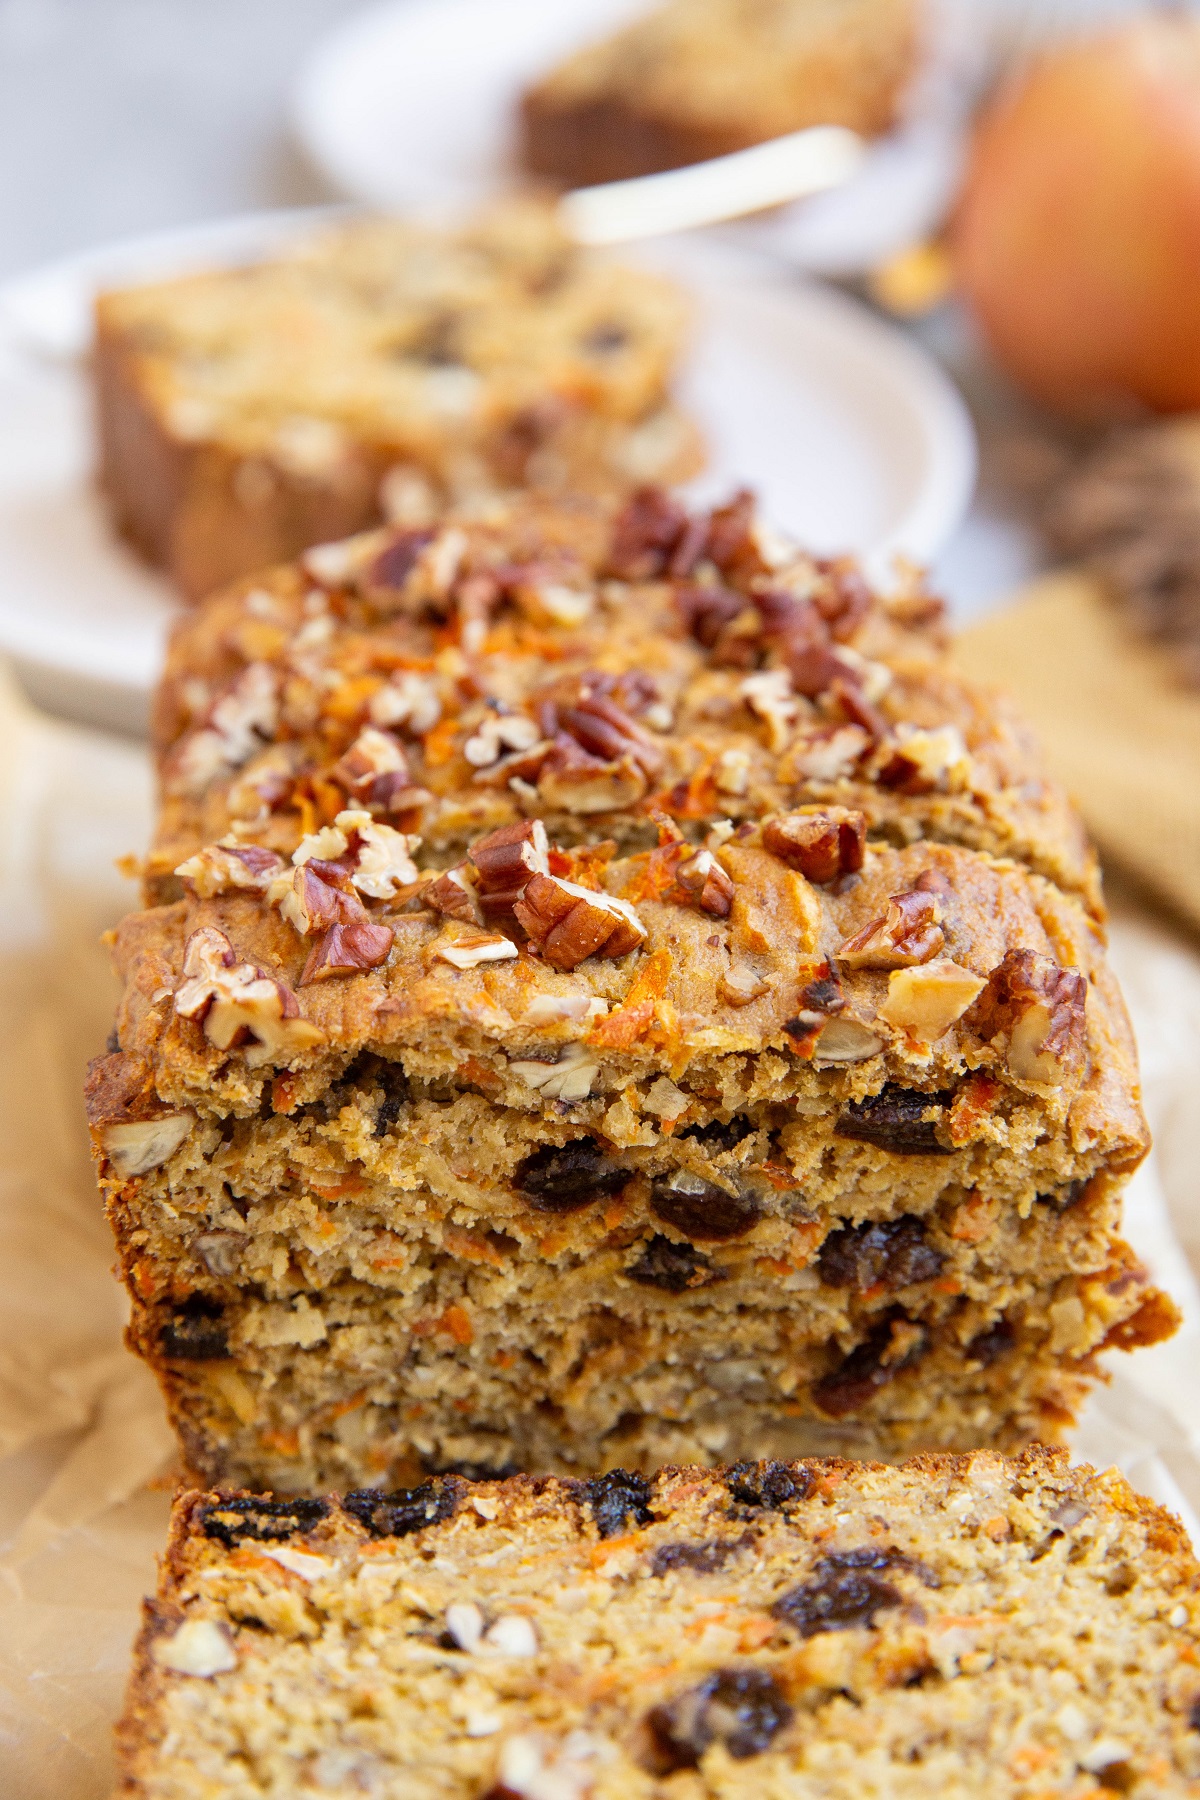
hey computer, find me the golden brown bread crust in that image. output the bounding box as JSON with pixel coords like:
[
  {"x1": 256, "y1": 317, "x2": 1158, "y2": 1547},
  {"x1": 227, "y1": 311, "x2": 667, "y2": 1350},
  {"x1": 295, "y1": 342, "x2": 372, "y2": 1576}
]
[
  {"x1": 88, "y1": 487, "x2": 1173, "y2": 1493},
  {"x1": 521, "y1": 0, "x2": 919, "y2": 188},
  {"x1": 140, "y1": 489, "x2": 1102, "y2": 918},
  {"x1": 115, "y1": 1450, "x2": 1200, "y2": 1797},
  {"x1": 94, "y1": 207, "x2": 701, "y2": 601}
]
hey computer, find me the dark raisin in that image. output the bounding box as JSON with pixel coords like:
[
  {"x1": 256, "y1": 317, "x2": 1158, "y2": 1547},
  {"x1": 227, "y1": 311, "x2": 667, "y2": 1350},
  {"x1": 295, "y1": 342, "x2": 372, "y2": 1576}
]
[
  {"x1": 583, "y1": 1468, "x2": 654, "y2": 1538},
  {"x1": 650, "y1": 1176, "x2": 762, "y2": 1242},
  {"x1": 343, "y1": 1478, "x2": 461, "y2": 1540},
  {"x1": 965, "y1": 1318, "x2": 1014, "y2": 1366},
  {"x1": 817, "y1": 1216, "x2": 945, "y2": 1292},
  {"x1": 772, "y1": 1554, "x2": 903, "y2": 1637},
  {"x1": 424, "y1": 1458, "x2": 519, "y2": 1482},
  {"x1": 835, "y1": 1085, "x2": 956, "y2": 1155},
  {"x1": 159, "y1": 1295, "x2": 229, "y2": 1361},
  {"x1": 513, "y1": 1138, "x2": 627, "y2": 1213},
  {"x1": 626, "y1": 1235, "x2": 719, "y2": 1291},
  {"x1": 106, "y1": 1026, "x2": 120, "y2": 1053},
  {"x1": 647, "y1": 1667, "x2": 792, "y2": 1770},
  {"x1": 374, "y1": 1092, "x2": 406, "y2": 1136},
  {"x1": 813, "y1": 1314, "x2": 926, "y2": 1418},
  {"x1": 650, "y1": 1535, "x2": 750, "y2": 1576},
  {"x1": 725, "y1": 1460, "x2": 815, "y2": 1511},
  {"x1": 681, "y1": 1116, "x2": 755, "y2": 1153},
  {"x1": 1189, "y1": 1695, "x2": 1200, "y2": 1732},
  {"x1": 199, "y1": 1494, "x2": 329, "y2": 1548}
]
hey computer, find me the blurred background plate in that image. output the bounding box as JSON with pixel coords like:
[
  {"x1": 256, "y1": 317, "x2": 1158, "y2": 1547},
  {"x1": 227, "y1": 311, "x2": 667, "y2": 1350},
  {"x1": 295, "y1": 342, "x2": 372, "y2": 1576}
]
[
  {"x1": 0, "y1": 213, "x2": 974, "y2": 737},
  {"x1": 290, "y1": 0, "x2": 969, "y2": 277}
]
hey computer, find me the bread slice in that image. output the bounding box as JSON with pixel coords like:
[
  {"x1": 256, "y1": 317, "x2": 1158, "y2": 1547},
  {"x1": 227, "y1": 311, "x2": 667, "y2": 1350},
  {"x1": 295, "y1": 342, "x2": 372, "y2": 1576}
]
[
  {"x1": 85, "y1": 488, "x2": 1174, "y2": 1495},
  {"x1": 116, "y1": 1450, "x2": 1200, "y2": 1797},
  {"x1": 94, "y1": 206, "x2": 700, "y2": 601},
  {"x1": 521, "y1": 0, "x2": 919, "y2": 189}
]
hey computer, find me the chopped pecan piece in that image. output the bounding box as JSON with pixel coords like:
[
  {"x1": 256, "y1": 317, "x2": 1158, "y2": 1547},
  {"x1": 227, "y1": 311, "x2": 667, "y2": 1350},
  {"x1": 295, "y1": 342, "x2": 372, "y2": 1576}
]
[
  {"x1": 174, "y1": 927, "x2": 325, "y2": 1064},
  {"x1": 837, "y1": 884, "x2": 945, "y2": 969},
  {"x1": 537, "y1": 735, "x2": 650, "y2": 814},
  {"x1": 813, "y1": 559, "x2": 873, "y2": 640},
  {"x1": 969, "y1": 949, "x2": 1088, "y2": 1085},
  {"x1": 513, "y1": 874, "x2": 646, "y2": 970},
  {"x1": 330, "y1": 725, "x2": 430, "y2": 814},
  {"x1": 434, "y1": 933, "x2": 518, "y2": 970},
  {"x1": 876, "y1": 724, "x2": 971, "y2": 795},
  {"x1": 469, "y1": 820, "x2": 550, "y2": 926},
  {"x1": 424, "y1": 866, "x2": 481, "y2": 924},
  {"x1": 606, "y1": 487, "x2": 690, "y2": 580},
  {"x1": 671, "y1": 847, "x2": 735, "y2": 917},
  {"x1": 302, "y1": 918, "x2": 397, "y2": 983},
  {"x1": 762, "y1": 807, "x2": 866, "y2": 884},
  {"x1": 675, "y1": 581, "x2": 747, "y2": 649},
  {"x1": 174, "y1": 840, "x2": 285, "y2": 898}
]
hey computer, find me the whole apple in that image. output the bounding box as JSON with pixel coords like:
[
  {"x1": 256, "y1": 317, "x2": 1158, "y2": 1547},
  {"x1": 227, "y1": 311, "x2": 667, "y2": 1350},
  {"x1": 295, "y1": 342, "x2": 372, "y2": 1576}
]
[{"x1": 954, "y1": 16, "x2": 1200, "y2": 417}]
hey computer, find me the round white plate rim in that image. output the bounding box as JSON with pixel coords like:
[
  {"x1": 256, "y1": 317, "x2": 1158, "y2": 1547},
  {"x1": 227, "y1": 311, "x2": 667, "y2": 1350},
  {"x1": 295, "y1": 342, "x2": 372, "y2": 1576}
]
[
  {"x1": 289, "y1": 0, "x2": 969, "y2": 276},
  {"x1": 0, "y1": 210, "x2": 975, "y2": 732}
]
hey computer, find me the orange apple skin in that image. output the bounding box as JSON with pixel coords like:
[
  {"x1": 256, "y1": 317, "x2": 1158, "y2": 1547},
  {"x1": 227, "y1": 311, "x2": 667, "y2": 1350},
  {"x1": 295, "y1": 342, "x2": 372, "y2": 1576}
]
[{"x1": 954, "y1": 17, "x2": 1200, "y2": 417}]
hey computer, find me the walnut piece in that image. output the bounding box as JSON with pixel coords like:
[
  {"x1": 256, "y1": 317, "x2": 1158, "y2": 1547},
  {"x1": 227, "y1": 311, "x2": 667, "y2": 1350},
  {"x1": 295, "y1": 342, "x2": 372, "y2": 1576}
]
[
  {"x1": 812, "y1": 1018, "x2": 884, "y2": 1064},
  {"x1": 878, "y1": 959, "x2": 987, "y2": 1041},
  {"x1": 174, "y1": 927, "x2": 325, "y2": 1066},
  {"x1": 513, "y1": 874, "x2": 646, "y2": 970},
  {"x1": 837, "y1": 885, "x2": 945, "y2": 969},
  {"x1": 762, "y1": 808, "x2": 866, "y2": 884},
  {"x1": 970, "y1": 949, "x2": 1088, "y2": 1084}
]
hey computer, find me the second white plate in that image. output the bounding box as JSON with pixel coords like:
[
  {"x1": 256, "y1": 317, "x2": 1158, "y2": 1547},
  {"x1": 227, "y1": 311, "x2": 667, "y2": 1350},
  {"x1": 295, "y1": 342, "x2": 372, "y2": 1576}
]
[{"x1": 0, "y1": 214, "x2": 975, "y2": 735}]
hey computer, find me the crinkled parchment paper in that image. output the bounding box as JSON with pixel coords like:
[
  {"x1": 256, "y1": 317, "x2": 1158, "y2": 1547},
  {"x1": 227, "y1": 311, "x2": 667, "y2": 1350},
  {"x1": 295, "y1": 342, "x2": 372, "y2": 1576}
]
[{"x1": 0, "y1": 664, "x2": 1197, "y2": 1800}]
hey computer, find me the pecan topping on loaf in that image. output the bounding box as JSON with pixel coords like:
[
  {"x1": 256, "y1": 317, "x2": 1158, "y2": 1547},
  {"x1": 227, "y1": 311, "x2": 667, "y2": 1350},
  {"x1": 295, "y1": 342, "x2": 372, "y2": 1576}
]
[
  {"x1": 470, "y1": 820, "x2": 551, "y2": 927},
  {"x1": 762, "y1": 807, "x2": 866, "y2": 884},
  {"x1": 174, "y1": 927, "x2": 325, "y2": 1063},
  {"x1": 971, "y1": 949, "x2": 1088, "y2": 1085},
  {"x1": 175, "y1": 840, "x2": 285, "y2": 898},
  {"x1": 514, "y1": 873, "x2": 645, "y2": 970},
  {"x1": 330, "y1": 725, "x2": 431, "y2": 815},
  {"x1": 838, "y1": 881, "x2": 946, "y2": 969}
]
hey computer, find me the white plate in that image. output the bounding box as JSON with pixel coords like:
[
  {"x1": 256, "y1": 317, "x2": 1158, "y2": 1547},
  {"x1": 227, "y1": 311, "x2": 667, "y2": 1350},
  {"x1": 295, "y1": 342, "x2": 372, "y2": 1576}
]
[
  {"x1": 0, "y1": 213, "x2": 975, "y2": 736},
  {"x1": 290, "y1": 0, "x2": 970, "y2": 278}
]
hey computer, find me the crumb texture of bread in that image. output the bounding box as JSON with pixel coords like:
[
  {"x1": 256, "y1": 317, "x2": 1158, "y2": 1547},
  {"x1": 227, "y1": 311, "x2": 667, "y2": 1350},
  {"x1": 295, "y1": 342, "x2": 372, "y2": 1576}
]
[
  {"x1": 115, "y1": 1450, "x2": 1200, "y2": 1798},
  {"x1": 521, "y1": 0, "x2": 919, "y2": 188},
  {"x1": 88, "y1": 489, "x2": 1175, "y2": 1494},
  {"x1": 94, "y1": 205, "x2": 700, "y2": 601}
]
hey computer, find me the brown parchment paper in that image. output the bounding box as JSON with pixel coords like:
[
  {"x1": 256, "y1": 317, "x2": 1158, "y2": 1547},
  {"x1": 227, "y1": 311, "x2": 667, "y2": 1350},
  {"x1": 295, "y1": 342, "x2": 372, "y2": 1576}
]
[{"x1": 0, "y1": 653, "x2": 1198, "y2": 1800}]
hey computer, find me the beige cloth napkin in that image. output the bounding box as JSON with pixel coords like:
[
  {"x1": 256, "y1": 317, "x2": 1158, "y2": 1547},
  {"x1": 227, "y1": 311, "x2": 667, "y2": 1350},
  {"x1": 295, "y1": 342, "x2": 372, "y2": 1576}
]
[
  {"x1": 0, "y1": 655, "x2": 1198, "y2": 1800},
  {"x1": 957, "y1": 570, "x2": 1200, "y2": 935}
]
